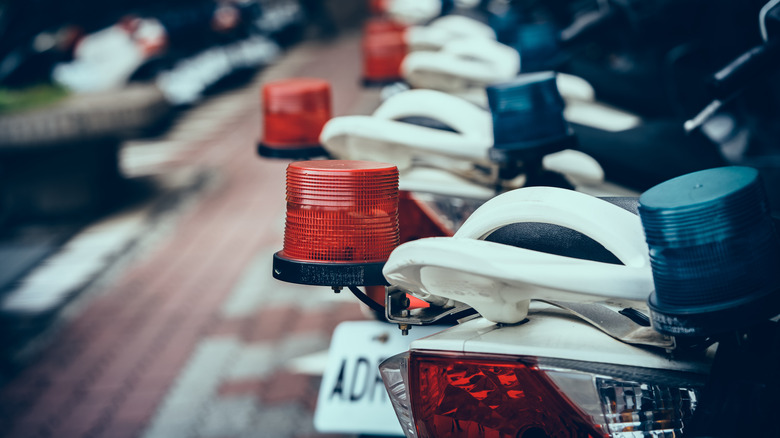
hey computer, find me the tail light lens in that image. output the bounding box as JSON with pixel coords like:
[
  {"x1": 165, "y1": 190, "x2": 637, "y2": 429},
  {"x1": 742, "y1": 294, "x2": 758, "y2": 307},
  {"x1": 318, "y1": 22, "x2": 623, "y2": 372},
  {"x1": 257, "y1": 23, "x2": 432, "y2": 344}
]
[
  {"x1": 381, "y1": 351, "x2": 704, "y2": 438},
  {"x1": 259, "y1": 78, "x2": 331, "y2": 157},
  {"x1": 362, "y1": 21, "x2": 407, "y2": 85}
]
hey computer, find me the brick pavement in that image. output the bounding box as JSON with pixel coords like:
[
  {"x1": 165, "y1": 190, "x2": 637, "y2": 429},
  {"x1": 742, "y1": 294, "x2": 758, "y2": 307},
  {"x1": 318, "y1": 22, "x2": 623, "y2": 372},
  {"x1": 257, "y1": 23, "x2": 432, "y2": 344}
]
[{"x1": 0, "y1": 33, "x2": 380, "y2": 438}]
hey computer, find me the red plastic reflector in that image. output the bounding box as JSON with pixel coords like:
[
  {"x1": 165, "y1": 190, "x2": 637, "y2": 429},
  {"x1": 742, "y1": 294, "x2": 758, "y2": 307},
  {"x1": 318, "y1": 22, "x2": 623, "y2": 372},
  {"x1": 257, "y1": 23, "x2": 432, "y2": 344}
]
[
  {"x1": 409, "y1": 353, "x2": 604, "y2": 438},
  {"x1": 363, "y1": 22, "x2": 407, "y2": 83},
  {"x1": 282, "y1": 160, "x2": 400, "y2": 263},
  {"x1": 261, "y1": 78, "x2": 331, "y2": 148}
]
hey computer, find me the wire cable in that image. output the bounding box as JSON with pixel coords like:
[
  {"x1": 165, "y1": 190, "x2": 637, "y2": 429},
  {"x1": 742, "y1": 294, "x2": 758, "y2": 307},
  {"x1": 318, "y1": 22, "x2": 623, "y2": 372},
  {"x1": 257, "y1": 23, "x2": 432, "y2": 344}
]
[{"x1": 348, "y1": 285, "x2": 386, "y2": 314}]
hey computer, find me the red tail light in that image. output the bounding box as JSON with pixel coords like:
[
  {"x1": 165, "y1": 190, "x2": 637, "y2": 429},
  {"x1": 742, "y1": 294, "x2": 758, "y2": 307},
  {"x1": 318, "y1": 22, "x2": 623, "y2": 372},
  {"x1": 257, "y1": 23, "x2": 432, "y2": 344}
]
[
  {"x1": 411, "y1": 353, "x2": 603, "y2": 438},
  {"x1": 273, "y1": 160, "x2": 400, "y2": 287},
  {"x1": 362, "y1": 21, "x2": 407, "y2": 85},
  {"x1": 381, "y1": 351, "x2": 704, "y2": 438},
  {"x1": 258, "y1": 78, "x2": 331, "y2": 158}
]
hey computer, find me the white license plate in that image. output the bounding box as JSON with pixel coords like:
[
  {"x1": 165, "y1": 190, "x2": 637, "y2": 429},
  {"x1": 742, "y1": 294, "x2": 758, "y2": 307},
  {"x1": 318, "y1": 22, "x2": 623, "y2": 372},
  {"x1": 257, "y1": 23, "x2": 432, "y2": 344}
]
[{"x1": 314, "y1": 320, "x2": 442, "y2": 436}]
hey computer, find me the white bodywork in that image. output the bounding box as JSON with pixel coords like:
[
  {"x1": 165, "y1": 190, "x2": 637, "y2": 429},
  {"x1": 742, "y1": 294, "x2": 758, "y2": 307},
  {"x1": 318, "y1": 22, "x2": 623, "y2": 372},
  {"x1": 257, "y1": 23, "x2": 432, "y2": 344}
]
[
  {"x1": 383, "y1": 187, "x2": 654, "y2": 323},
  {"x1": 409, "y1": 302, "x2": 712, "y2": 373}
]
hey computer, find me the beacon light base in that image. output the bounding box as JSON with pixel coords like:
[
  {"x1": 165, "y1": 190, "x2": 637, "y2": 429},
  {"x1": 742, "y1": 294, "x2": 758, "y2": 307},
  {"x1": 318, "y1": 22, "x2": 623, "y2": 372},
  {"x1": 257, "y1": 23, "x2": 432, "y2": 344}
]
[
  {"x1": 257, "y1": 142, "x2": 328, "y2": 159},
  {"x1": 648, "y1": 287, "x2": 780, "y2": 337},
  {"x1": 488, "y1": 128, "x2": 577, "y2": 164},
  {"x1": 272, "y1": 252, "x2": 389, "y2": 287}
]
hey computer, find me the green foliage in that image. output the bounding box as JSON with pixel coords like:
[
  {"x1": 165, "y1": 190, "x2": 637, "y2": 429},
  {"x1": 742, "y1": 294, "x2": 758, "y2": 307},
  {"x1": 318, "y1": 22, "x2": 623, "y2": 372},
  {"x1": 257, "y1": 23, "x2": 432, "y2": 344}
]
[{"x1": 0, "y1": 83, "x2": 69, "y2": 115}]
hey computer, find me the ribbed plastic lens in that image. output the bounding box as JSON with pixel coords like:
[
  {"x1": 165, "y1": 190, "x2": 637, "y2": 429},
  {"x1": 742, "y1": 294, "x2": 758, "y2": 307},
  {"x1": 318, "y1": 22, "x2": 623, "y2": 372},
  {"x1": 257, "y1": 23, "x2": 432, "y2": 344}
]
[
  {"x1": 515, "y1": 23, "x2": 561, "y2": 72},
  {"x1": 369, "y1": 0, "x2": 390, "y2": 16},
  {"x1": 639, "y1": 166, "x2": 780, "y2": 335},
  {"x1": 363, "y1": 20, "x2": 407, "y2": 83},
  {"x1": 281, "y1": 160, "x2": 400, "y2": 263},
  {"x1": 487, "y1": 72, "x2": 568, "y2": 152},
  {"x1": 365, "y1": 17, "x2": 407, "y2": 34},
  {"x1": 380, "y1": 352, "x2": 705, "y2": 438},
  {"x1": 640, "y1": 166, "x2": 780, "y2": 306},
  {"x1": 261, "y1": 78, "x2": 331, "y2": 147}
]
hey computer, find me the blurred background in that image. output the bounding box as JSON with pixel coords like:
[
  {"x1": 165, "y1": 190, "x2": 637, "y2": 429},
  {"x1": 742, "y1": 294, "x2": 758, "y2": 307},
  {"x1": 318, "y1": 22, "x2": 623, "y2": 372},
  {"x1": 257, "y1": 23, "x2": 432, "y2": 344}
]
[{"x1": 0, "y1": 1, "x2": 370, "y2": 437}]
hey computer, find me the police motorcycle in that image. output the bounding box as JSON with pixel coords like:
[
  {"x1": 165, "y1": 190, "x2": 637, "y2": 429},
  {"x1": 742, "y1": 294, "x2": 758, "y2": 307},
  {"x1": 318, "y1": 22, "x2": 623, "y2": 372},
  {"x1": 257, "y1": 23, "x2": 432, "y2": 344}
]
[
  {"x1": 259, "y1": 1, "x2": 780, "y2": 436},
  {"x1": 259, "y1": 47, "x2": 630, "y2": 438},
  {"x1": 371, "y1": 1, "x2": 780, "y2": 437},
  {"x1": 256, "y1": 5, "x2": 616, "y2": 438},
  {"x1": 265, "y1": 48, "x2": 647, "y2": 438},
  {"x1": 260, "y1": 70, "x2": 625, "y2": 436},
  {"x1": 378, "y1": 166, "x2": 780, "y2": 438}
]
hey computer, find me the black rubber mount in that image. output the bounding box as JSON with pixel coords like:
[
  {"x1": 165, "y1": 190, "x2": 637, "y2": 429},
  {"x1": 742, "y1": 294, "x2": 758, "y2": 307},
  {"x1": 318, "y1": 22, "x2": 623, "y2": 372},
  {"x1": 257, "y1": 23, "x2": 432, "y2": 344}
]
[
  {"x1": 488, "y1": 130, "x2": 577, "y2": 164},
  {"x1": 272, "y1": 252, "x2": 389, "y2": 287},
  {"x1": 361, "y1": 77, "x2": 404, "y2": 87},
  {"x1": 648, "y1": 287, "x2": 780, "y2": 337},
  {"x1": 257, "y1": 142, "x2": 328, "y2": 159}
]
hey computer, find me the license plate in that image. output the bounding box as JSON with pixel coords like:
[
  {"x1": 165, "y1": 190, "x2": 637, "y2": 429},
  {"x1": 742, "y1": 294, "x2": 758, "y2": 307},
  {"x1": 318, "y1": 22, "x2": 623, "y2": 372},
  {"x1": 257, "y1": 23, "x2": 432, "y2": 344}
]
[{"x1": 314, "y1": 320, "x2": 442, "y2": 435}]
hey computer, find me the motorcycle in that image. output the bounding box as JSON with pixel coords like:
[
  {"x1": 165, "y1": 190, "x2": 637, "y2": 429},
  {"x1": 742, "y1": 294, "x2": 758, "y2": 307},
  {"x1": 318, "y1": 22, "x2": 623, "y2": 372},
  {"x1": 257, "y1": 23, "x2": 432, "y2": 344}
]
[
  {"x1": 377, "y1": 168, "x2": 780, "y2": 438},
  {"x1": 259, "y1": 1, "x2": 780, "y2": 437},
  {"x1": 371, "y1": 2, "x2": 780, "y2": 437}
]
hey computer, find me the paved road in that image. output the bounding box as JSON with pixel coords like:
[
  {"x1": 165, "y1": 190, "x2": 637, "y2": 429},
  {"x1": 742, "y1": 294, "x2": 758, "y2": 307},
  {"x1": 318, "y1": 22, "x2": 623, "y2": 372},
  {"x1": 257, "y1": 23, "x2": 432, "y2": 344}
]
[{"x1": 0, "y1": 33, "x2": 383, "y2": 438}]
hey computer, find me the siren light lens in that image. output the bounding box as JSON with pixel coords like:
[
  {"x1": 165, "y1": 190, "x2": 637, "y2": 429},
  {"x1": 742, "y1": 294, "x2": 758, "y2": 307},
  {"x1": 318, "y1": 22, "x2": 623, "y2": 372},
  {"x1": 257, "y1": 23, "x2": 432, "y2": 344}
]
[
  {"x1": 487, "y1": 72, "x2": 567, "y2": 148},
  {"x1": 364, "y1": 17, "x2": 407, "y2": 34},
  {"x1": 261, "y1": 78, "x2": 331, "y2": 148},
  {"x1": 363, "y1": 20, "x2": 407, "y2": 84},
  {"x1": 282, "y1": 160, "x2": 400, "y2": 263},
  {"x1": 639, "y1": 166, "x2": 780, "y2": 336},
  {"x1": 381, "y1": 351, "x2": 704, "y2": 438},
  {"x1": 369, "y1": 0, "x2": 390, "y2": 16},
  {"x1": 515, "y1": 23, "x2": 561, "y2": 72}
]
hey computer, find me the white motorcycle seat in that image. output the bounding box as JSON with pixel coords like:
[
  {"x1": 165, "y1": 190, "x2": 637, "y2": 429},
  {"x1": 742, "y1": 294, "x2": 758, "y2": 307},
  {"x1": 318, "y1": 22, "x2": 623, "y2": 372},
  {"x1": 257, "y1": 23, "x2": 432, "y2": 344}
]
[
  {"x1": 406, "y1": 15, "x2": 496, "y2": 51},
  {"x1": 321, "y1": 89, "x2": 607, "y2": 195},
  {"x1": 382, "y1": 187, "x2": 654, "y2": 323},
  {"x1": 402, "y1": 38, "x2": 520, "y2": 92},
  {"x1": 398, "y1": 167, "x2": 496, "y2": 199},
  {"x1": 386, "y1": 0, "x2": 442, "y2": 25},
  {"x1": 321, "y1": 89, "x2": 493, "y2": 169}
]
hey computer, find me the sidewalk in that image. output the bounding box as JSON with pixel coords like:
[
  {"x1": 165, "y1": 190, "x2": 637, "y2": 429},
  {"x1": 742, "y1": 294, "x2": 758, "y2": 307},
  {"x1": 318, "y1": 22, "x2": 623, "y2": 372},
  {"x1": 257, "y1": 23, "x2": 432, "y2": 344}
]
[{"x1": 0, "y1": 33, "x2": 378, "y2": 438}]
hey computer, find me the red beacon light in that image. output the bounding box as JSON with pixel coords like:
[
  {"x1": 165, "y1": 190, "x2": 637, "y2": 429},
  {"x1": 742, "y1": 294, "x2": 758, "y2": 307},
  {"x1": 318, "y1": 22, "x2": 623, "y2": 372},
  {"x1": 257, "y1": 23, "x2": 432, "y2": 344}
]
[
  {"x1": 257, "y1": 78, "x2": 331, "y2": 159},
  {"x1": 364, "y1": 17, "x2": 407, "y2": 34},
  {"x1": 272, "y1": 160, "x2": 400, "y2": 288},
  {"x1": 368, "y1": 0, "x2": 390, "y2": 16},
  {"x1": 362, "y1": 20, "x2": 408, "y2": 86}
]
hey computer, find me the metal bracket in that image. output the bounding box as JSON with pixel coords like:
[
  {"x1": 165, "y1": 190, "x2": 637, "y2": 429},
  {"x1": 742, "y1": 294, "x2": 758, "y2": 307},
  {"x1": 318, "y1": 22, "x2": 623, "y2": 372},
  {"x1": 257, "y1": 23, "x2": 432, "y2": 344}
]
[
  {"x1": 384, "y1": 288, "x2": 674, "y2": 347},
  {"x1": 385, "y1": 286, "x2": 476, "y2": 334},
  {"x1": 537, "y1": 299, "x2": 675, "y2": 349}
]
